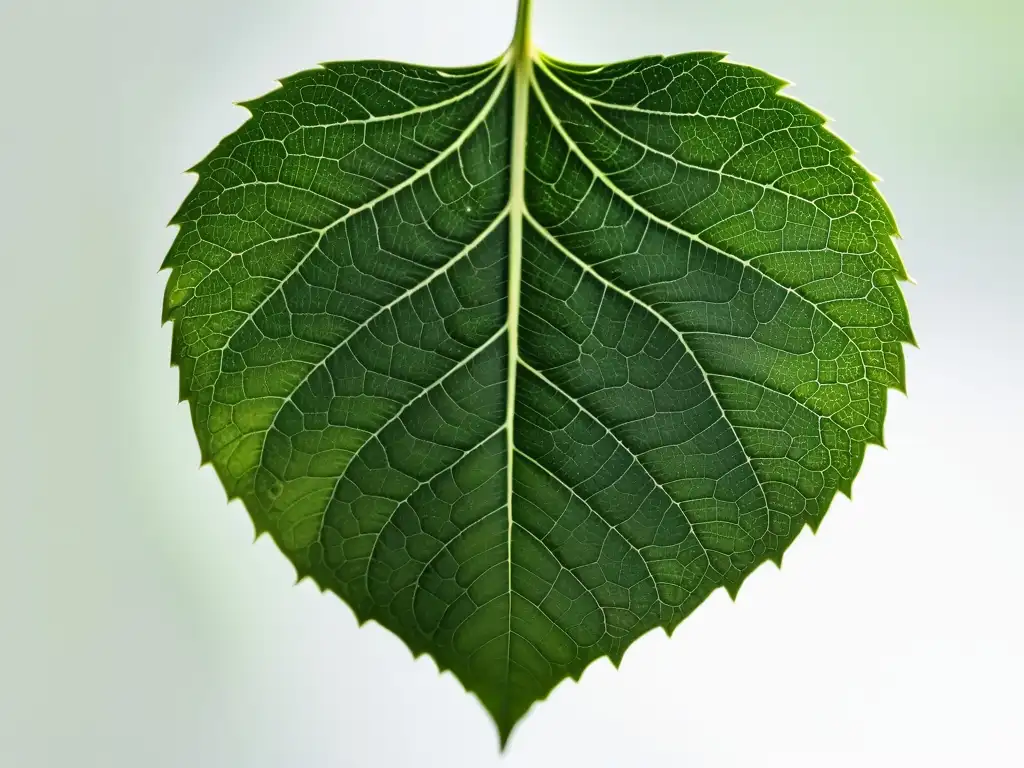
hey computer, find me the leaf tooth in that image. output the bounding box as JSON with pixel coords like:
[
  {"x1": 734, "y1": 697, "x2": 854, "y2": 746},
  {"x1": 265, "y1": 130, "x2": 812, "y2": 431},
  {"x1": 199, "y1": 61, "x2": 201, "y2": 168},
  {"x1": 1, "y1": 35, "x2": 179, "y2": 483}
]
[
  {"x1": 305, "y1": 572, "x2": 327, "y2": 593},
  {"x1": 724, "y1": 579, "x2": 743, "y2": 602},
  {"x1": 805, "y1": 512, "x2": 826, "y2": 535},
  {"x1": 164, "y1": 180, "x2": 203, "y2": 233},
  {"x1": 606, "y1": 648, "x2": 626, "y2": 670},
  {"x1": 294, "y1": 559, "x2": 331, "y2": 590},
  {"x1": 866, "y1": 431, "x2": 887, "y2": 451},
  {"x1": 165, "y1": 209, "x2": 190, "y2": 231},
  {"x1": 160, "y1": 270, "x2": 184, "y2": 323},
  {"x1": 221, "y1": 484, "x2": 242, "y2": 504},
  {"x1": 176, "y1": 375, "x2": 192, "y2": 406},
  {"x1": 232, "y1": 94, "x2": 268, "y2": 115},
  {"x1": 724, "y1": 556, "x2": 770, "y2": 602}
]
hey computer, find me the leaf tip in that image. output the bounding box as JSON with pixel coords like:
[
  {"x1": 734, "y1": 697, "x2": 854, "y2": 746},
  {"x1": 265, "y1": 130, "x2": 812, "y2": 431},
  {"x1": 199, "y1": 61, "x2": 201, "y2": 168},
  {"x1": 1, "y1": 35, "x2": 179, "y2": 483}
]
[{"x1": 496, "y1": 714, "x2": 525, "y2": 754}]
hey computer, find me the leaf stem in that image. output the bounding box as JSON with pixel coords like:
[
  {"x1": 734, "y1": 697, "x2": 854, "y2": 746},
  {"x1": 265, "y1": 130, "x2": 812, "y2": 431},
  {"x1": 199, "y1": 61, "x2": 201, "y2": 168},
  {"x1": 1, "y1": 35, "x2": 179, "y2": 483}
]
[{"x1": 512, "y1": 0, "x2": 533, "y2": 62}]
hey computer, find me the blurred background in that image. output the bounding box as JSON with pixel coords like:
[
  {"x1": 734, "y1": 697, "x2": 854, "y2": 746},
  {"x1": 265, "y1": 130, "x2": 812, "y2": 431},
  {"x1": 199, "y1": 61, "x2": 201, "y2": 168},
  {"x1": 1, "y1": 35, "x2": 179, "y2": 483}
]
[{"x1": 1, "y1": 0, "x2": 1020, "y2": 765}]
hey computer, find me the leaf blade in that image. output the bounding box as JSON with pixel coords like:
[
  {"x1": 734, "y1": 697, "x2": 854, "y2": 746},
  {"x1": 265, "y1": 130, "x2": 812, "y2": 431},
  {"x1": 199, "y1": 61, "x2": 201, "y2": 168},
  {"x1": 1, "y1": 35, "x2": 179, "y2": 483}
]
[{"x1": 163, "y1": 38, "x2": 911, "y2": 747}]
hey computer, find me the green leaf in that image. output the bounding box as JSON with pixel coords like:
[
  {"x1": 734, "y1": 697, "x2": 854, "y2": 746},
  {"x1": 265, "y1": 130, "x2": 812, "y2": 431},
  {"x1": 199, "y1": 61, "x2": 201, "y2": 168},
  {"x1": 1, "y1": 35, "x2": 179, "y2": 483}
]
[{"x1": 162, "y1": 0, "x2": 912, "y2": 746}]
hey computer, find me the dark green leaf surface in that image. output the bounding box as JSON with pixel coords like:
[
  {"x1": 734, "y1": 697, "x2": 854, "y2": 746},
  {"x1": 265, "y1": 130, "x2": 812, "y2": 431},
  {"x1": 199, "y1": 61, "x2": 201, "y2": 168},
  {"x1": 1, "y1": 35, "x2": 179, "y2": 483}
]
[{"x1": 163, "y1": 20, "x2": 911, "y2": 743}]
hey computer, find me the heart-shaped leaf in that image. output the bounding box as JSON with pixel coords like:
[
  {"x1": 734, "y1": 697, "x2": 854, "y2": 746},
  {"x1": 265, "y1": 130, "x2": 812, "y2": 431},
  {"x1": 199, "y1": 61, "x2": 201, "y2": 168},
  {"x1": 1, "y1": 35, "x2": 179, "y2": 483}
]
[{"x1": 163, "y1": 0, "x2": 912, "y2": 745}]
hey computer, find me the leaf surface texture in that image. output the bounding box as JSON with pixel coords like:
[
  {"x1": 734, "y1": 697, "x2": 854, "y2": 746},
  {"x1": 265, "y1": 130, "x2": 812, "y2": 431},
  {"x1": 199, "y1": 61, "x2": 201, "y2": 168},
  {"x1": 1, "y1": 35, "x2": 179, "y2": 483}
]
[{"x1": 163, "y1": 45, "x2": 911, "y2": 742}]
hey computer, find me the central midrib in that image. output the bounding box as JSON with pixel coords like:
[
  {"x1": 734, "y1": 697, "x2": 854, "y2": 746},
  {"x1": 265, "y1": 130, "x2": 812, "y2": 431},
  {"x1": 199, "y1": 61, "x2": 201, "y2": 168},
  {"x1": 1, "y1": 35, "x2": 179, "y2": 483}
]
[{"x1": 502, "y1": 0, "x2": 533, "y2": 741}]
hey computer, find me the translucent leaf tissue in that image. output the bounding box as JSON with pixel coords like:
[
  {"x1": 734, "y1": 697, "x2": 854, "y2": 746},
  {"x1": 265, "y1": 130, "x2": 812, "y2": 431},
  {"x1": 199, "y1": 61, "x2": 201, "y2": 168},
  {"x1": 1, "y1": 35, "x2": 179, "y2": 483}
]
[{"x1": 162, "y1": 0, "x2": 913, "y2": 747}]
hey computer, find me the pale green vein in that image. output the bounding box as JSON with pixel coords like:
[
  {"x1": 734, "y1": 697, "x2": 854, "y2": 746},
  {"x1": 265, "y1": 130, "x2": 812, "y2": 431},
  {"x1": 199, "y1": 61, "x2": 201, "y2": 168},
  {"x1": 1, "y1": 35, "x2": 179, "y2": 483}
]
[
  {"x1": 536, "y1": 57, "x2": 842, "y2": 210},
  {"x1": 514, "y1": 446, "x2": 662, "y2": 601},
  {"x1": 501, "y1": 0, "x2": 533, "y2": 736},
  {"x1": 522, "y1": 211, "x2": 771, "y2": 538},
  {"x1": 255, "y1": 207, "x2": 511, "y2": 492},
  {"x1": 214, "y1": 61, "x2": 511, "y2": 360},
  {"x1": 348, "y1": 324, "x2": 509, "y2": 572},
  {"x1": 528, "y1": 66, "x2": 872, "y2": 365},
  {"x1": 516, "y1": 356, "x2": 715, "y2": 564}
]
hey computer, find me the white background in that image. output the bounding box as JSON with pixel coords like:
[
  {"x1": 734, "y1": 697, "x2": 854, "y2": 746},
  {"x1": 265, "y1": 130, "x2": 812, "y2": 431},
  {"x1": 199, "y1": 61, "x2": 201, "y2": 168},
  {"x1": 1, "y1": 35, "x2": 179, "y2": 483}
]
[{"x1": 2, "y1": 0, "x2": 1021, "y2": 765}]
